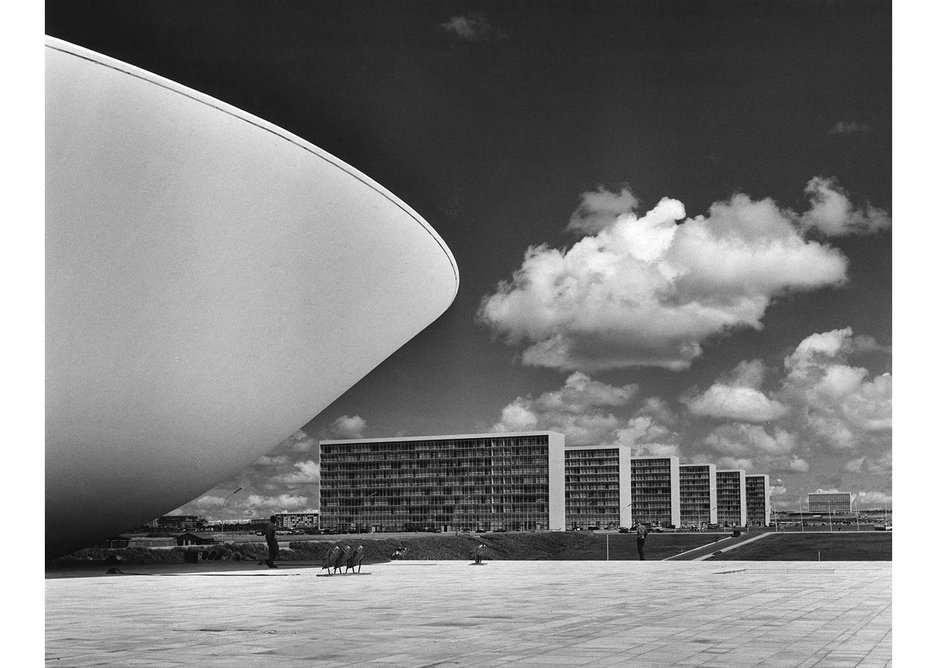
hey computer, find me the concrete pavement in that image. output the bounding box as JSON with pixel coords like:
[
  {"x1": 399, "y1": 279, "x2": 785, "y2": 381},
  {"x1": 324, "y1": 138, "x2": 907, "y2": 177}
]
[{"x1": 46, "y1": 560, "x2": 891, "y2": 666}]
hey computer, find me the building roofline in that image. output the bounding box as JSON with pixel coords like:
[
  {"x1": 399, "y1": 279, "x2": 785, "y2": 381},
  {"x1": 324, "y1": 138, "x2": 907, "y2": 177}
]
[
  {"x1": 319, "y1": 431, "x2": 564, "y2": 445},
  {"x1": 564, "y1": 444, "x2": 627, "y2": 451}
]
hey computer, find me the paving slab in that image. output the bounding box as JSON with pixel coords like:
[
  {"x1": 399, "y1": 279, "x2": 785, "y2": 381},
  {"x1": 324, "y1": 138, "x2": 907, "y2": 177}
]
[{"x1": 46, "y1": 560, "x2": 890, "y2": 666}]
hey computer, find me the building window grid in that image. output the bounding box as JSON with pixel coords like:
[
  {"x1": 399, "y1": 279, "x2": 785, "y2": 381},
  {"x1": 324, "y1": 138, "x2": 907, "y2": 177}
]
[{"x1": 321, "y1": 437, "x2": 551, "y2": 531}]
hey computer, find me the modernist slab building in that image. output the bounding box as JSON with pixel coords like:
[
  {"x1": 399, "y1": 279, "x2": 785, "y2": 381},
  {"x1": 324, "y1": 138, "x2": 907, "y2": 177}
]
[
  {"x1": 631, "y1": 456, "x2": 681, "y2": 528},
  {"x1": 716, "y1": 470, "x2": 748, "y2": 527},
  {"x1": 808, "y1": 492, "x2": 852, "y2": 514},
  {"x1": 679, "y1": 464, "x2": 718, "y2": 528},
  {"x1": 565, "y1": 445, "x2": 632, "y2": 530},
  {"x1": 745, "y1": 474, "x2": 771, "y2": 527},
  {"x1": 319, "y1": 432, "x2": 566, "y2": 532}
]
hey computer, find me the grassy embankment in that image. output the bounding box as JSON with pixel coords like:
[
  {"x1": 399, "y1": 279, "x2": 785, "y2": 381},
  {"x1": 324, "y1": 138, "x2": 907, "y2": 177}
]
[
  {"x1": 49, "y1": 530, "x2": 892, "y2": 571},
  {"x1": 709, "y1": 531, "x2": 892, "y2": 561}
]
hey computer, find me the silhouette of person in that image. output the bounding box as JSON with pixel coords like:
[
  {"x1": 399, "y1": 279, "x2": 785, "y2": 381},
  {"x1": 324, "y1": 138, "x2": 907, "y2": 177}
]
[
  {"x1": 635, "y1": 522, "x2": 648, "y2": 561},
  {"x1": 265, "y1": 515, "x2": 279, "y2": 568}
]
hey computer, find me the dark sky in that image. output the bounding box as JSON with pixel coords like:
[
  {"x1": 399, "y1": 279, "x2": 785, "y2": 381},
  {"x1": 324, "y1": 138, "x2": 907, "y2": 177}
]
[{"x1": 46, "y1": 0, "x2": 892, "y2": 518}]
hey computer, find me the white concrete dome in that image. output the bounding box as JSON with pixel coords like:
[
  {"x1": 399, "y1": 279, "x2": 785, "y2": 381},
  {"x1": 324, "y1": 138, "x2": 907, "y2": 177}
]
[{"x1": 46, "y1": 37, "x2": 458, "y2": 557}]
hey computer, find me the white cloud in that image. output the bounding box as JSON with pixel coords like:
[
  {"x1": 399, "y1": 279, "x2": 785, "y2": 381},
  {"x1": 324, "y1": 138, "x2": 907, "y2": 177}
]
[
  {"x1": 479, "y1": 183, "x2": 852, "y2": 371},
  {"x1": 780, "y1": 328, "x2": 892, "y2": 451},
  {"x1": 686, "y1": 386, "x2": 787, "y2": 422},
  {"x1": 684, "y1": 360, "x2": 788, "y2": 422},
  {"x1": 566, "y1": 186, "x2": 640, "y2": 235},
  {"x1": 827, "y1": 121, "x2": 872, "y2": 135},
  {"x1": 330, "y1": 415, "x2": 367, "y2": 439},
  {"x1": 441, "y1": 14, "x2": 499, "y2": 41},
  {"x1": 245, "y1": 493, "x2": 313, "y2": 513},
  {"x1": 705, "y1": 424, "x2": 797, "y2": 456},
  {"x1": 275, "y1": 459, "x2": 321, "y2": 485},
  {"x1": 854, "y1": 490, "x2": 892, "y2": 508},
  {"x1": 493, "y1": 372, "x2": 638, "y2": 445},
  {"x1": 613, "y1": 402, "x2": 681, "y2": 457},
  {"x1": 845, "y1": 453, "x2": 892, "y2": 475},
  {"x1": 800, "y1": 177, "x2": 890, "y2": 236}
]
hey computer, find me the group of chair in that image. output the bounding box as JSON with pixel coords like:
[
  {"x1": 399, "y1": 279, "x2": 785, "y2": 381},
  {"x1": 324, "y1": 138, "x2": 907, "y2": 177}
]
[{"x1": 321, "y1": 543, "x2": 365, "y2": 575}]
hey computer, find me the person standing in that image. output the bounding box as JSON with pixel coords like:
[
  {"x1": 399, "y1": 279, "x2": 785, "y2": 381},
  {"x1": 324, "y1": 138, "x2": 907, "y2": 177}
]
[
  {"x1": 264, "y1": 515, "x2": 279, "y2": 568},
  {"x1": 635, "y1": 522, "x2": 648, "y2": 561}
]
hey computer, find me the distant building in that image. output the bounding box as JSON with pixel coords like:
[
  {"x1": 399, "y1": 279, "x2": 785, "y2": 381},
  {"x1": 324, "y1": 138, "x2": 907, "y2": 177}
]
[
  {"x1": 716, "y1": 470, "x2": 748, "y2": 527},
  {"x1": 565, "y1": 445, "x2": 632, "y2": 530},
  {"x1": 155, "y1": 515, "x2": 203, "y2": 532},
  {"x1": 277, "y1": 512, "x2": 319, "y2": 530},
  {"x1": 320, "y1": 432, "x2": 566, "y2": 532},
  {"x1": 631, "y1": 456, "x2": 681, "y2": 528},
  {"x1": 808, "y1": 492, "x2": 851, "y2": 514},
  {"x1": 680, "y1": 464, "x2": 718, "y2": 528},
  {"x1": 745, "y1": 475, "x2": 771, "y2": 527}
]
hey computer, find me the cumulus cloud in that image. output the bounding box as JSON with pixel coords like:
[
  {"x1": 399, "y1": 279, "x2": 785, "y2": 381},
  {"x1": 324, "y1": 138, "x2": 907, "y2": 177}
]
[
  {"x1": 493, "y1": 372, "x2": 638, "y2": 445},
  {"x1": 330, "y1": 415, "x2": 367, "y2": 439},
  {"x1": 705, "y1": 423, "x2": 797, "y2": 457},
  {"x1": 827, "y1": 121, "x2": 872, "y2": 135},
  {"x1": 684, "y1": 360, "x2": 789, "y2": 422},
  {"x1": 779, "y1": 328, "x2": 892, "y2": 450},
  {"x1": 845, "y1": 452, "x2": 892, "y2": 475},
  {"x1": 245, "y1": 493, "x2": 313, "y2": 513},
  {"x1": 479, "y1": 182, "x2": 855, "y2": 371},
  {"x1": 566, "y1": 186, "x2": 640, "y2": 235},
  {"x1": 441, "y1": 13, "x2": 500, "y2": 41},
  {"x1": 800, "y1": 177, "x2": 890, "y2": 236},
  {"x1": 275, "y1": 459, "x2": 321, "y2": 485},
  {"x1": 613, "y1": 401, "x2": 681, "y2": 457}
]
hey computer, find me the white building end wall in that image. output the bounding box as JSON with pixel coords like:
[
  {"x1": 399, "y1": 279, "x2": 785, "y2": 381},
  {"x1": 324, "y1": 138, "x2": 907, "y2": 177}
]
[
  {"x1": 739, "y1": 471, "x2": 748, "y2": 526},
  {"x1": 669, "y1": 457, "x2": 682, "y2": 529},
  {"x1": 548, "y1": 432, "x2": 566, "y2": 531},
  {"x1": 619, "y1": 446, "x2": 632, "y2": 529},
  {"x1": 708, "y1": 465, "x2": 718, "y2": 525}
]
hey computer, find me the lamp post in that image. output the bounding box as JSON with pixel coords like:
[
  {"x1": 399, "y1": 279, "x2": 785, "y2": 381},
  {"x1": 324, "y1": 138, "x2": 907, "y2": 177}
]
[{"x1": 220, "y1": 487, "x2": 242, "y2": 543}]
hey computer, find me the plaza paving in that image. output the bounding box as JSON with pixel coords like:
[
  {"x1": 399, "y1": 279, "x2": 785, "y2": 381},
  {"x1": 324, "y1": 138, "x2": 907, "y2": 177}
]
[{"x1": 46, "y1": 560, "x2": 891, "y2": 667}]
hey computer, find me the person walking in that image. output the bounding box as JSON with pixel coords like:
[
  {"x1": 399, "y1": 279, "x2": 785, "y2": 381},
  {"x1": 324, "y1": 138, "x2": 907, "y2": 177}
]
[
  {"x1": 264, "y1": 515, "x2": 279, "y2": 568},
  {"x1": 635, "y1": 522, "x2": 648, "y2": 561}
]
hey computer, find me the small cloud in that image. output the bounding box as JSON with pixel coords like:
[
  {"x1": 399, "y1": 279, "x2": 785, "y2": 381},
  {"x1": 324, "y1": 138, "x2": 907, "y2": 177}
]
[
  {"x1": 441, "y1": 13, "x2": 501, "y2": 41},
  {"x1": 275, "y1": 460, "x2": 321, "y2": 485},
  {"x1": 566, "y1": 186, "x2": 640, "y2": 235},
  {"x1": 330, "y1": 415, "x2": 367, "y2": 439},
  {"x1": 800, "y1": 177, "x2": 890, "y2": 236},
  {"x1": 827, "y1": 121, "x2": 872, "y2": 135},
  {"x1": 492, "y1": 372, "x2": 638, "y2": 445},
  {"x1": 683, "y1": 360, "x2": 788, "y2": 422}
]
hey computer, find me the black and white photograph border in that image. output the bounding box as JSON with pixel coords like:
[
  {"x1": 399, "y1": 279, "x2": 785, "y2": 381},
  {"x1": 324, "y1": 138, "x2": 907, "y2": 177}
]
[{"x1": 13, "y1": 0, "x2": 932, "y2": 665}]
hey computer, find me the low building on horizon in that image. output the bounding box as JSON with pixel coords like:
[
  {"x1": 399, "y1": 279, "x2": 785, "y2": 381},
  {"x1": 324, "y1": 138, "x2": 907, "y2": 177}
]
[{"x1": 808, "y1": 492, "x2": 852, "y2": 514}]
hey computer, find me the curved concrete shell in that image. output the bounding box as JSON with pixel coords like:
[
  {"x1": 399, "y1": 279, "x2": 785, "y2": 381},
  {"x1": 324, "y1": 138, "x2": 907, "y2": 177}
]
[{"x1": 45, "y1": 37, "x2": 459, "y2": 558}]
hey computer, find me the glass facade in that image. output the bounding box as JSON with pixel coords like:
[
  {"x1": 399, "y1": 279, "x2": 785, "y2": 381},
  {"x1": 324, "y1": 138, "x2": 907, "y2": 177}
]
[
  {"x1": 745, "y1": 475, "x2": 770, "y2": 526},
  {"x1": 320, "y1": 433, "x2": 559, "y2": 532},
  {"x1": 565, "y1": 448, "x2": 621, "y2": 530},
  {"x1": 631, "y1": 457, "x2": 679, "y2": 527},
  {"x1": 679, "y1": 464, "x2": 716, "y2": 528},
  {"x1": 716, "y1": 470, "x2": 747, "y2": 527}
]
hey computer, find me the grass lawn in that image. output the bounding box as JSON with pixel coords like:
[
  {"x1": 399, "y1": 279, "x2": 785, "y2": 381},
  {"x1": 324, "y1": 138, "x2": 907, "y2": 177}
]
[{"x1": 710, "y1": 532, "x2": 891, "y2": 561}]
